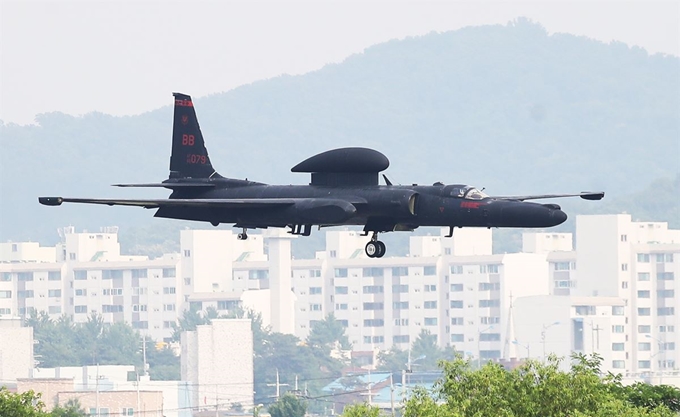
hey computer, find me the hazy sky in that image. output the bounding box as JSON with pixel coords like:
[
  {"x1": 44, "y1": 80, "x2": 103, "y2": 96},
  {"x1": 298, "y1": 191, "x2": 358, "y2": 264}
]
[{"x1": 1, "y1": 0, "x2": 678, "y2": 125}]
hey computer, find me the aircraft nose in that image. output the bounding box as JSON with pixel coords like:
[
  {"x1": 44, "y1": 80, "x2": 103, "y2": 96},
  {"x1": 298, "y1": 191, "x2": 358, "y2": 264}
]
[{"x1": 550, "y1": 208, "x2": 568, "y2": 225}]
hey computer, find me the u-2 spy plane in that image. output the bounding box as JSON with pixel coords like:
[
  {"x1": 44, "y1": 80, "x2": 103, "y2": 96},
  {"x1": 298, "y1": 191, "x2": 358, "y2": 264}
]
[{"x1": 40, "y1": 93, "x2": 604, "y2": 258}]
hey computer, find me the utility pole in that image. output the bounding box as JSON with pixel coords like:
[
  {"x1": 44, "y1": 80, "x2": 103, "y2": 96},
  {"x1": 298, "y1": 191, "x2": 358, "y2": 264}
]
[
  {"x1": 390, "y1": 373, "x2": 395, "y2": 417},
  {"x1": 541, "y1": 322, "x2": 560, "y2": 361},
  {"x1": 267, "y1": 369, "x2": 289, "y2": 399},
  {"x1": 95, "y1": 363, "x2": 100, "y2": 417}
]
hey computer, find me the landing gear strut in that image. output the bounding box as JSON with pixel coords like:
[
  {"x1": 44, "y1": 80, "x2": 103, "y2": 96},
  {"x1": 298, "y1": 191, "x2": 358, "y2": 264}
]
[
  {"x1": 237, "y1": 228, "x2": 249, "y2": 240},
  {"x1": 365, "y1": 232, "x2": 386, "y2": 258}
]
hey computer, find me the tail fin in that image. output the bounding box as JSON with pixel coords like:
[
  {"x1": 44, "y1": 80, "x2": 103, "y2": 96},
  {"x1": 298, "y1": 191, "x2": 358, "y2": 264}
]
[{"x1": 169, "y1": 92, "x2": 220, "y2": 179}]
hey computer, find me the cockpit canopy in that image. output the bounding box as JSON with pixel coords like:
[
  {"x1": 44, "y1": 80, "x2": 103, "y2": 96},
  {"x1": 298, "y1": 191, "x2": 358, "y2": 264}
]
[{"x1": 443, "y1": 185, "x2": 489, "y2": 200}]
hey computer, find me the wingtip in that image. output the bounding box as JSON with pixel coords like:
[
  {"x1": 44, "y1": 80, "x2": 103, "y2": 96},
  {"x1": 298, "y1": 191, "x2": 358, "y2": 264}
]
[
  {"x1": 39, "y1": 197, "x2": 63, "y2": 206},
  {"x1": 580, "y1": 192, "x2": 605, "y2": 201}
]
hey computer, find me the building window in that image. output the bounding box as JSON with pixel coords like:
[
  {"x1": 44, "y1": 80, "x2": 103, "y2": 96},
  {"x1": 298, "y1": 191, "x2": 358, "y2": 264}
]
[
  {"x1": 334, "y1": 268, "x2": 348, "y2": 278},
  {"x1": 575, "y1": 305, "x2": 596, "y2": 316},
  {"x1": 424, "y1": 301, "x2": 437, "y2": 309},
  {"x1": 638, "y1": 273, "x2": 650, "y2": 281},
  {"x1": 102, "y1": 269, "x2": 124, "y2": 280},
  {"x1": 75, "y1": 306, "x2": 87, "y2": 313},
  {"x1": 479, "y1": 282, "x2": 500, "y2": 291},
  {"x1": 48, "y1": 271, "x2": 61, "y2": 281},
  {"x1": 637, "y1": 308, "x2": 651, "y2": 316},
  {"x1": 363, "y1": 302, "x2": 384, "y2": 310},
  {"x1": 0, "y1": 290, "x2": 12, "y2": 299},
  {"x1": 451, "y1": 317, "x2": 463, "y2": 325},
  {"x1": 362, "y1": 267, "x2": 384, "y2": 277},
  {"x1": 393, "y1": 335, "x2": 409, "y2": 343},
  {"x1": 480, "y1": 317, "x2": 500, "y2": 324},
  {"x1": 424, "y1": 317, "x2": 438, "y2": 326},
  {"x1": 554, "y1": 262, "x2": 571, "y2": 271},
  {"x1": 69, "y1": 253, "x2": 76, "y2": 260},
  {"x1": 450, "y1": 300, "x2": 463, "y2": 309},
  {"x1": 329, "y1": 250, "x2": 337, "y2": 258},
  {"x1": 480, "y1": 350, "x2": 501, "y2": 359},
  {"x1": 424, "y1": 284, "x2": 437, "y2": 292},
  {"x1": 638, "y1": 325, "x2": 651, "y2": 333},
  {"x1": 637, "y1": 290, "x2": 650, "y2": 298},
  {"x1": 479, "y1": 299, "x2": 500, "y2": 308},
  {"x1": 17, "y1": 272, "x2": 33, "y2": 281},
  {"x1": 163, "y1": 304, "x2": 175, "y2": 311},
  {"x1": 363, "y1": 285, "x2": 383, "y2": 294},
  {"x1": 450, "y1": 265, "x2": 463, "y2": 274},
  {"x1": 479, "y1": 333, "x2": 501, "y2": 342},
  {"x1": 335, "y1": 286, "x2": 348, "y2": 295},
  {"x1": 657, "y1": 272, "x2": 675, "y2": 281},
  {"x1": 660, "y1": 326, "x2": 675, "y2": 333},
  {"x1": 621, "y1": 264, "x2": 628, "y2": 271},
  {"x1": 638, "y1": 343, "x2": 651, "y2": 351},
  {"x1": 451, "y1": 334, "x2": 464, "y2": 342},
  {"x1": 450, "y1": 284, "x2": 463, "y2": 292},
  {"x1": 620, "y1": 234, "x2": 627, "y2": 242},
  {"x1": 363, "y1": 319, "x2": 384, "y2": 327},
  {"x1": 658, "y1": 307, "x2": 675, "y2": 316},
  {"x1": 335, "y1": 303, "x2": 348, "y2": 310},
  {"x1": 658, "y1": 289, "x2": 675, "y2": 298},
  {"x1": 612, "y1": 325, "x2": 625, "y2": 333},
  {"x1": 612, "y1": 360, "x2": 625, "y2": 369},
  {"x1": 638, "y1": 361, "x2": 651, "y2": 369},
  {"x1": 392, "y1": 301, "x2": 409, "y2": 310},
  {"x1": 488, "y1": 264, "x2": 500, "y2": 274},
  {"x1": 444, "y1": 248, "x2": 451, "y2": 255},
  {"x1": 424, "y1": 266, "x2": 437, "y2": 276},
  {"x1": 183, "y1": 250, "x2": 191, "y2": 257},
  {"x1": 394, "y1": 319, "x2": 409, "y2": 326},
  {"x1": 637, "y1": 253, "x2": 650, "y2": 263},
  {"x1": 48, "y1": 289, "x2": 61, "y2": 298},
  {"x1": 612, "y1": 343, "x2": 625, "y2": 351},
  {"x1": 103, "y1": 305, "x2": 124, "y2": 313},
  {"x1": 162, "y1": 268, "x2": 176, "y2": 278},
  {"x1": 17, "y1": 290, "x2": 34, "y2": 298},
  {"x1": 392, "y1": 267, "x2": 409, "y2": 276},
  {"x1": 392, "y1": 284, "x2": 408, "y2": 293},
  {"x1": 310, "y1": 287, "x2": 322, "y2": 295},
  {"x1": 163, "y1": 287, "x2": 176, "y2": 295},
  {"x1": 612, "y1": 306, "x2": 625, "y2": 316},
  {"x1": 310, "y1": 304, "x2": 322, "y2": 311}
]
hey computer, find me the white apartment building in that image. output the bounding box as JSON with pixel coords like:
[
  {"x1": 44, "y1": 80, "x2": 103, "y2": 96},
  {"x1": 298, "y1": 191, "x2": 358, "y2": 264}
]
[
  {"x1": 2, "y1": 214, "x2": 678, "y2": 382},
  {"x1": 181, "y1": 319, "x2": 254, "y2": 412},
  {"x1": 513, "y1": 295, "x2": 627, "y2": 374}
]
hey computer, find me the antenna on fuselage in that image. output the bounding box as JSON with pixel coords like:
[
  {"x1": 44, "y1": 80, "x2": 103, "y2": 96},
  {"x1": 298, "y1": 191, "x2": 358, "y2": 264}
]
[{"x1": 382, "y1": 174, "x2": 393, "y2": 186}]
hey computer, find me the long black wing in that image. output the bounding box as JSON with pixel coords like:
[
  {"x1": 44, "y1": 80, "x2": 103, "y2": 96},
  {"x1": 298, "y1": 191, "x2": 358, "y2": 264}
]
[
  {"x1": 492, "y1": 191, "x2": 605, "y2": 202},
  {"x1": 38, "y1": 197, "x2": 297, "y2": 209}
]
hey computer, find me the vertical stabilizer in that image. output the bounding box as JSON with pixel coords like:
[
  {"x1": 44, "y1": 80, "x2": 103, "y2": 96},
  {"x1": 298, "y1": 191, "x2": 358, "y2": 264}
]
[{"x1": 169, "y1": 93, "x2": 218, "y2": 179}]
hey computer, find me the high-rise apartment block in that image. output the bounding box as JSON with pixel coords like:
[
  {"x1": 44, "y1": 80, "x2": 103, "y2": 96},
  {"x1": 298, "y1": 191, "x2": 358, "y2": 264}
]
[{"x1": 1, "y1": 214, "x2": 678, "y2": 381}]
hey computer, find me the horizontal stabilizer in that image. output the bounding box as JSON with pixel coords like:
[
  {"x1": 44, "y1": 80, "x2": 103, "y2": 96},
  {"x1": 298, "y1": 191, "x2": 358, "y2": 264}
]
[{"x1": 112, "y1": 183, "x2": 216, "y2": 189}]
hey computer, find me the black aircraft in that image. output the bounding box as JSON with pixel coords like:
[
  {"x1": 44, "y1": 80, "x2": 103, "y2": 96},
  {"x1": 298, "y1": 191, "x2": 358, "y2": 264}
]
[{"x1": 39, "y1": 93, "x2": 604, "y2": 258}]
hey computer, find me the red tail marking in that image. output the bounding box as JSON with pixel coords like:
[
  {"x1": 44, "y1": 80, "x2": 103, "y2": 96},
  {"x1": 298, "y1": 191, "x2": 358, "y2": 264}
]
[{"x1": 175, "y1": 99, "x2": 193, "y2": 107}]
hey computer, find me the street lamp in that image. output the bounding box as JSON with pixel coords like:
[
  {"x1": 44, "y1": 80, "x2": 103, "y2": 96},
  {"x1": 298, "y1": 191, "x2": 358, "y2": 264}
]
[
  {"x1": 645, "y1": 334, "x2": 665, "y2": 384},
  {"x1": 512, "y1": 339, "x2": 530, "y2": 360},
  {"x1": 541, "y1": 321, "x2": 560, "y2": 361},
  {"x1": 477, "y1": 325, "x2": 495, "y2": 368}
]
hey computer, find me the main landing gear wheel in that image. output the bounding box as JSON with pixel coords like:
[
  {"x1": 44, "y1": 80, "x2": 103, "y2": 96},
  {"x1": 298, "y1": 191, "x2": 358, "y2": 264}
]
[
  {"x1": 237, "y1": 228, "x2": 249, "y2": 240},
  {"x1": 365, "y1": 239, "x2": 386, "y2": 258}
]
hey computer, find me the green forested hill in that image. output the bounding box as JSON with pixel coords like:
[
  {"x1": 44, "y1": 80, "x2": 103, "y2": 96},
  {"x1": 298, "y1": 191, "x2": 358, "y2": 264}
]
[{"x1": 1, "y1": 19, "x2": 678, "y2": 243}]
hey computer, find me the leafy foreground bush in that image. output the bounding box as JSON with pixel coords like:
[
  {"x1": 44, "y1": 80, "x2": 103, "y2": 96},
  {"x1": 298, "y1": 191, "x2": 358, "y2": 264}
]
[{"x1": 344, "y1": 354, "x2": 680, "y2": 417}]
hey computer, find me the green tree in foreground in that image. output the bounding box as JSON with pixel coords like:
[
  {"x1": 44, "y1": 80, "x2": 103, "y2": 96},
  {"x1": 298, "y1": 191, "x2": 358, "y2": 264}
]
[
  {"x1": 0, "y1": 388, "x2": 45, "y2": 417},
  {"x1": 403, "y1": 353, "x2": 678, "y2": 417},
  {"x1": 341, "y1": 402, "x2": 381, "y2": 417},
  {"x1": 268, "y1": 393, "x2": 307, "y2": 417},
  {"x1": 49, "y1": 399, "x2": 87, "y2": 417}
]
